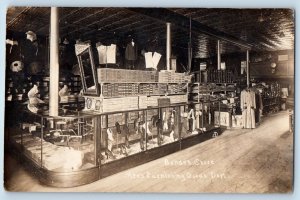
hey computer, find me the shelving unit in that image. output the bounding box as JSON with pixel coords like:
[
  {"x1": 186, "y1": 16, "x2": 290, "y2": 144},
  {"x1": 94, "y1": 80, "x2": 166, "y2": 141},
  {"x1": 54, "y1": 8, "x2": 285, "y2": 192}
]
[
  {"x1": 258, "y1": 82, "x2": 281, "y2": 115},
  {"x1": 6, "y1": 75, "x2": 82, "y2": 102},
  {"x1": 5, "y1": 74, "x2": 84, "y2": 112},
  {"x1": 190, "y1": 82, "x2": 236, "y2": 103},
  {"x1": 5, "y1": 76, "x2": 30, "y2": 102},
  {"x1": 40, "y1": 75, "x2": 82, "y2": 100},
  {"x1": 100, "y1": 82, "x2": 187, "y2": 98},
  {"x1": 192, "y1": 69, "x2": 236, "y2": 84},
  {"x1": 262, "y1": 97, "x2": 281, "y2": 114}
]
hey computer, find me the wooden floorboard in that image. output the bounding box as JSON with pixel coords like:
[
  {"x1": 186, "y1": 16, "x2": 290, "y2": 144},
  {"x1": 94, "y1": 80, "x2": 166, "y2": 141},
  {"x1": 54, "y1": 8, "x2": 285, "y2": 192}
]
[{"x1": 4, "y1": 111, "x2": 293, "y2": 193}]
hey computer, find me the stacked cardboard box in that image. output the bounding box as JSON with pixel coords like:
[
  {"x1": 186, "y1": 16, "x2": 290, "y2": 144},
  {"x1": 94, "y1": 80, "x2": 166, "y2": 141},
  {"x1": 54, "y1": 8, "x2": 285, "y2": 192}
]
[
  {"x1": 97, "y1": 68, "x2": 158, "y2": 83},
  {"x1": 158, "y1": 71, "x2": 171, "y2": 83},
  {"x1": 102, "y1": 83, "x2": 140, "y2": 97},
  {"x1": 167, "y1": 83, "x2": 186, "y2": 94},
  {"x1": 158, "y1": 70, "x2": 191, "y2": 83},
  {"x1": 169, "y1": 94, "x2": 188, "y2": 104},
  {"x1": 158, "y1": 84, "x2": 168, "y2": 94},
  {"x1": 139, "y1": 96, "x2": 160, "y2": 108}
]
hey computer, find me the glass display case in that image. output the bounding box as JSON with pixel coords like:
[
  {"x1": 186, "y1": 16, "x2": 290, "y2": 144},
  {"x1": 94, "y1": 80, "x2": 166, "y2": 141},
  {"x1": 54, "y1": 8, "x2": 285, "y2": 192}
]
[
  {"x1": 8, "y1": 110, "x2": 99, "y2": 187},
  {"x1": 7, "y1": 101, "x2": 221, "y2": 187}
]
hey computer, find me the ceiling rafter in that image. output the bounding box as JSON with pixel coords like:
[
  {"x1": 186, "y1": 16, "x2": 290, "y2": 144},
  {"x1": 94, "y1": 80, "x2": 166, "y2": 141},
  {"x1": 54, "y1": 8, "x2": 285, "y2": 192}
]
[
  {"x1": 127, "y1": 8, "x2": 254, "y2": 50},
  {"x1": 63, "y1": 10, "x2": 126, "y2": 38},
  {"x1": 6, "y1": 7, "x2": 294, "y2": 58}
]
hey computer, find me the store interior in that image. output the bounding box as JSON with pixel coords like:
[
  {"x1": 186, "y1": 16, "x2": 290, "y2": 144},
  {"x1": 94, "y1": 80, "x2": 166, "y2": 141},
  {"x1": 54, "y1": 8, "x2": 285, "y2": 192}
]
[{"x1": 4, "y1": 7, "x2": 294, "y2": 187}]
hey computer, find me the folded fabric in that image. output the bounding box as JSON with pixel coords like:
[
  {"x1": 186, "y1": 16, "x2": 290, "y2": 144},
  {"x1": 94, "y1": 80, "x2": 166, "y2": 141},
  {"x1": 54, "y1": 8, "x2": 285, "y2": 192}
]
[{"x1": 145, "y1": 52, "x2": 161, "y2": 69}]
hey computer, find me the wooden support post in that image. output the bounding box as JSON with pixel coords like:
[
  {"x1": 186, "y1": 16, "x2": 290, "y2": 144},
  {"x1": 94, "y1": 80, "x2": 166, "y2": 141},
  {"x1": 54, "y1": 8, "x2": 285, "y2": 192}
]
[
  {"x1": 166, "y1": 22, "x2": 171, "y2": 71},
  {"x1": 217, "y1": 40, "x2": 221, "y2": 70},
  {"x1": 246, "y1": 50, "x2": 250, "y2": 87},
  {"x1": 49, "y1": 7, "x2": 60, "y2": 116}
]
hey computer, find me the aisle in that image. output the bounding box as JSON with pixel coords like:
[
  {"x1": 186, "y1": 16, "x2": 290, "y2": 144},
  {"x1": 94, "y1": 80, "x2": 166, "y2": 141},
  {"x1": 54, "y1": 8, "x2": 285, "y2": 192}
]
[{"x1": 4, "y1": 111, "x2": 293, "y2": 193}]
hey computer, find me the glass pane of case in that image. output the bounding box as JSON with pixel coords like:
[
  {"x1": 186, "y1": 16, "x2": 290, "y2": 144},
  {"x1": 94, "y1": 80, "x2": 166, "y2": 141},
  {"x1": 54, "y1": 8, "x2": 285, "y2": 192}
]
[
  {"x1": 180, "y1": 104, "x2": 199, "y2": 139},
  {"x1": 191, "y1": 100, "x2": 221, "y2": 132},
  {"x1": 208, "y1": 100, "x2": 221, "y2": 131},
  {"x1": 41, "y1": 115, "x2": 96, "y2": 172},
  {"x1": 11, "y1": 111, "x2": 43, "y2": 166},
  {"x1": 100, "y1": 110, "x2": 147, "y2": 164},
  {"x1": 144, "y1": 108, "x2": 159, "y2": 149},
  {"x1": 159, "y1": 106, "x2": 179, "y2": 145}
]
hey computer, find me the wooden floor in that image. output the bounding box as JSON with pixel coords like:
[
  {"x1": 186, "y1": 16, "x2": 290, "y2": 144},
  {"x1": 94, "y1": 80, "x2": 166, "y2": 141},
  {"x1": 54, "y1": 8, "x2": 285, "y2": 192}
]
[{"x1": 4, "y1": 111, "x2": 293, "y2": 193}]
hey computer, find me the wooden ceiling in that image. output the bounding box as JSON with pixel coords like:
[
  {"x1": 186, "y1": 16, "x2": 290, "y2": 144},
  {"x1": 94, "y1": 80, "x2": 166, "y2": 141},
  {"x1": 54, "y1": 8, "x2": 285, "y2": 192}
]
[{"x1": 6, "y1": 7, "x2": 294, "y2": 58}]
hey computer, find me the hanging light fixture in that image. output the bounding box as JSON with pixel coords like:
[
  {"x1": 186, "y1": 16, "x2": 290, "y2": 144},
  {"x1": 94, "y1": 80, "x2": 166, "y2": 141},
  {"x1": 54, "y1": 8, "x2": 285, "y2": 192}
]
[
  {"x1": 63, "y1": 37, "x2": 69, "y2": 45},
  {"x1": 270, "y1": 62, "x2": 277, "y2": 74},
  {"x1": 258, "y1": 12, "x2": 264, "y2": 22},
  {"x1": 279, "y1": 32, "x2": 285, "y2": 38}
]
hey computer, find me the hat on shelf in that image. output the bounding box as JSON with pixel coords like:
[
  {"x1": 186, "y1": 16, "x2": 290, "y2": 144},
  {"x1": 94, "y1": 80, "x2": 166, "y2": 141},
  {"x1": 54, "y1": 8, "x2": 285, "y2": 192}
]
[
  {"x1": 10, "y1": 60, "x2": 24, "y2": 72},
  {"x1": 26, "y1": 30, "x2": 37, "y2": 42}
]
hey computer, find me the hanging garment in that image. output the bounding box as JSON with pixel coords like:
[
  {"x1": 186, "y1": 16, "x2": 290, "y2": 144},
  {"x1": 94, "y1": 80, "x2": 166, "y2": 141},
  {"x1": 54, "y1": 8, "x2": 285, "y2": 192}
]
[
  {"x1": 241, "y1": 90, "x2": 256, "y2": 128},
  {"x1": 97, "y1": 45, "x2": 107, "y2": 64},
  {"x1": 145, "y1": 52, "x2": 154, "y2": 68},
  {"x1": 6, "y1": 39, "x2": 21, "y2": 70},
  {"x1": 123, "y1": 124, "x2": 130, "y2": 148},
  {"x1": 195, "y1": 110, "x2": 202, "y2": 129},
  {"x1": 163, "y1": 111, "x2": 171, "y2": 131},
  {"x1": 125, "y1": 42, "x2": 138, "y2": 61},
  {"x1": 106, "y1": 44, "x2": 116, "y2": 64},
  {"x1": 21, "y1": 39, "x2": 40, "y2": 69},
  {"x1": 142, "y1": 121, "x2": 152, "y2": 136},
  {"x1": 107, "y1": 128, "x2": 114, "y2": 151},
  {"x1": 254, "y1": 90, "x2": 263, "y2": 123},
  {"x1": 163, "y1": 112, "x2": 168, "y2": 130},
  {"x1": 97, "y1": 44, "x2": 117, "y2": 64},
  {"x1": 115, "y1": 122, "x2": 122, "y2": 134},
  {"x1": 152, "y1": 52, "x2": 162, "y2": 68},
  {"x1": 188, "y1": 109, "x2": 196, "y2": 131},
  {"x1": 139, "y1": 122, "x2": 146, "y2": 151},
  {"x1": 151, "y1": 115, "x2": 159, "y2": 127},
  {"x1": 134, "y1": 118, "x2": 139, "y2": 134}
]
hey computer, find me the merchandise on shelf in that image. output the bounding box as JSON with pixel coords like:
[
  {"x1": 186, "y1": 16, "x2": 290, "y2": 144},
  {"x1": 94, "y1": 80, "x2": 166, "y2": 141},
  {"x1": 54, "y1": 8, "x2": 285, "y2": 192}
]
[
  {"x1": 97, "y1": 68, "x2": 158, "y2": 83},
  {"x1": 252, "y1": 82, "x2": 281, "y2": 114},
  {"x1": 158, "y1": 70, "x2": 191, "y2": 83},
  {"x1": 5, "y1": 75, "x2": 82, "y2": 102},
  {"x1": 194, "y1": 69, "x2": 236, "y2": 84},
  {"x1": 190, "y1": 82, "x2": 237, "y2": 103}
]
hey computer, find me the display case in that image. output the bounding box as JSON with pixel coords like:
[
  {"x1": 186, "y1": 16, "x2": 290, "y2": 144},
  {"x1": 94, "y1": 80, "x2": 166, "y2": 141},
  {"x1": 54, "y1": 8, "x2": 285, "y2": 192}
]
[
  {"x1": 7, "y1": 101, "x2": 221, "y2": 187},
  {"x1": 8, "y1": 110, "x2": 99, "y2": 187}
]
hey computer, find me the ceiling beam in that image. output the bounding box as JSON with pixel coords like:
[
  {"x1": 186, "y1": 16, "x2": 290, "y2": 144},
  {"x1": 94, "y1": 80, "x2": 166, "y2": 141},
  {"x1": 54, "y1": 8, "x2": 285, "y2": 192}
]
[
  {"x1": 127, "y1": 8, "x2": 254, "y2": 50},
  {"x1": 7, "y1": 7, "x2": 31, "y2": 27}
]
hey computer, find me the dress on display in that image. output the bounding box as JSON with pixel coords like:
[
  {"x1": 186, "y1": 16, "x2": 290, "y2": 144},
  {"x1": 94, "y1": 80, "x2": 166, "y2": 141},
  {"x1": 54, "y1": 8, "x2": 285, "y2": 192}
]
[{"x1": 240, "y1": 89, "x2": 256, "y2": 128}]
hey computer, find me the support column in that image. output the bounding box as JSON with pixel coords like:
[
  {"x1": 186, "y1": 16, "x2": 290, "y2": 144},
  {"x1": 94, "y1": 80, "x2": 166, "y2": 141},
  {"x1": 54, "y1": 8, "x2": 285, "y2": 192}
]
[
  {"x1": 246, "y1": 50, "x2": 250, "y2": 87},
  {"x1": 217, "y1": 40, "x2": 221, "y2": 70},
  {"x1": 49, "y1": 7, "x2": 60, "y2": 116},
  {"x1": 188, "y1": 16, "x2": 192, "y2": 73},
  {"x1": 166, "y1": 22, "x2": 171, "y2": 71}
]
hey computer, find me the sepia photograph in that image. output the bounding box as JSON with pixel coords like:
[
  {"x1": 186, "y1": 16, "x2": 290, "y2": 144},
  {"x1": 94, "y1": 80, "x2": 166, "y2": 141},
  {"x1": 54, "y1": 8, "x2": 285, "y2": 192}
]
[{"x1": 3, "y1": 7, "x2": 295, "y2": 193}]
